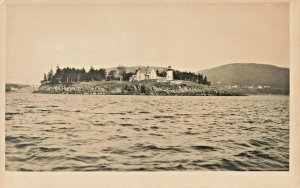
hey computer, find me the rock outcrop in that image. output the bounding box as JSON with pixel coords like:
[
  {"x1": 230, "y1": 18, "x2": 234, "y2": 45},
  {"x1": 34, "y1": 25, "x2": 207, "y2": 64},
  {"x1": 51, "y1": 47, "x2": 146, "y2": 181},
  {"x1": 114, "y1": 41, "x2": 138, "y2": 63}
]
[{"x1": 35, "y1": 81, "x2": 244, "y2": 96}]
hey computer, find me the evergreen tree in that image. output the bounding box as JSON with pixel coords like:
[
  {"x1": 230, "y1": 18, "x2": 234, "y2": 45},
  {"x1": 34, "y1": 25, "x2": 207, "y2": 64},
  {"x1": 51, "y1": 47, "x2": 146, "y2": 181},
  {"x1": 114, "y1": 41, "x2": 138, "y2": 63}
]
[
  {"x1": 41, "y1": 73, "x2": 47, "y2": 83},
  {"x1": 203, "y1": 76, "x2": 208, "y2": 85},
  {"x1": 107, "y1": 70, "x2": 117, "y2": 81},
  {"x1": 47, "y1": 69, "x2": 54, "y2": 83}
]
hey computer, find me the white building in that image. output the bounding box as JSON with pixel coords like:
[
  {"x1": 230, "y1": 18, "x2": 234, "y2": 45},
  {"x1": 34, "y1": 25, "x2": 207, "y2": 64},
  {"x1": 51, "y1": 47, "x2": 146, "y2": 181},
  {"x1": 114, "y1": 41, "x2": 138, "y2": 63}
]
[
  {"x1": 130, "y1": 66, "x2": 173, "y2": 82},
  {"x1": 166, "y1": 66, "x2": 173, "y2": 81}
]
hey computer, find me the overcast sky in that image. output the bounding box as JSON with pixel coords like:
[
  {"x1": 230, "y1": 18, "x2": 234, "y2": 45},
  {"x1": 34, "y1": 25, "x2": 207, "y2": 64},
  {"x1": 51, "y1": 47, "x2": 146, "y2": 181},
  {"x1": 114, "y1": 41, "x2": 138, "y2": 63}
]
[{"x1": 6, "y1": 3, "x2": 289, "y2": 85}]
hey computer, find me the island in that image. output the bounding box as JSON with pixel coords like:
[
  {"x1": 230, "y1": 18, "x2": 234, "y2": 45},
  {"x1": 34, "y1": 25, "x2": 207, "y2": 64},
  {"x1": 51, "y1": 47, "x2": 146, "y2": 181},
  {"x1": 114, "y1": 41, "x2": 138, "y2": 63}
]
[{"x1": 35, "y1": 65, "x2": 244, "y2": 96}]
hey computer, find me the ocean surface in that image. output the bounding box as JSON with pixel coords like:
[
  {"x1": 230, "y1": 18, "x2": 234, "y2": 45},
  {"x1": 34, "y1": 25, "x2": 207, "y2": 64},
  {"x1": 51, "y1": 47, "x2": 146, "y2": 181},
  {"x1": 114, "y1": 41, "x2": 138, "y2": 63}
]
[{"x1": 5, "y1": 93, "x2": 289, "y2": 171}]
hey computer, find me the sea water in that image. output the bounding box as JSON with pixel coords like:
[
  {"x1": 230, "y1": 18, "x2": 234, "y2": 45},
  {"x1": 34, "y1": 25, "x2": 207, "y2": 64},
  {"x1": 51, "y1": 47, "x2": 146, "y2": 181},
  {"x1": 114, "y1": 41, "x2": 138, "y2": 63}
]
[{"x1": 5, "y1": 93, "x2": 289, "y2": 171}]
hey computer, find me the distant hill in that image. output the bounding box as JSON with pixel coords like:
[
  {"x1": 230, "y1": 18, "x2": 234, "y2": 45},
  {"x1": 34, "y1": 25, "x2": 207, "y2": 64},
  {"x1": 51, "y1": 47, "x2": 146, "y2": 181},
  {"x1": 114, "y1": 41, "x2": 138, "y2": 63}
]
[
  {"x1": 199, "y1": 63, "x2": 289, "y2": 89},
  {"x1": 6, "y1": 83, "x2": 38, "y2": 93}
]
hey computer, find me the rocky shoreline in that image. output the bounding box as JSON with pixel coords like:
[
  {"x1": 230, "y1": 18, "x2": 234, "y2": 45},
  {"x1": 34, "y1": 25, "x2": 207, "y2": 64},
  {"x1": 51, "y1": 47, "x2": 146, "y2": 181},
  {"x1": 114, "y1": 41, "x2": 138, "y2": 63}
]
[{"x1": 35, "y1": 81, "x2": 245, "y2": 96}]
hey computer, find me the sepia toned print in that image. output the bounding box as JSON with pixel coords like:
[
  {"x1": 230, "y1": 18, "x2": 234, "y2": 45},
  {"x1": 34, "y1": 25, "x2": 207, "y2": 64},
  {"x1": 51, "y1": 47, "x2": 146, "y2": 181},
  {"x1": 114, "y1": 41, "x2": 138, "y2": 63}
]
[{"x1": 5, "y1": 2, "x2": 289, "y2": 172}]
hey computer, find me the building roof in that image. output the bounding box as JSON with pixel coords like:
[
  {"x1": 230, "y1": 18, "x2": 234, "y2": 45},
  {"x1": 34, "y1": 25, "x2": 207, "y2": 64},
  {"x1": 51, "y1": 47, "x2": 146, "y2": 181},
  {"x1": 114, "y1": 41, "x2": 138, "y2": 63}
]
[{"x1": 137, "y1": 67, "x2": 155, "y2": 74}]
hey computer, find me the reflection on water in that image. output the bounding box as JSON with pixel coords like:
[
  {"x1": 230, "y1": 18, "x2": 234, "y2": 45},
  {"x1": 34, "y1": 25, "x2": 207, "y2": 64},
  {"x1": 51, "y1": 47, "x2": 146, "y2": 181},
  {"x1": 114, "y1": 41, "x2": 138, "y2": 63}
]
[{"x1": 5, "y1": 93, "x2": 289, "y2": 171}]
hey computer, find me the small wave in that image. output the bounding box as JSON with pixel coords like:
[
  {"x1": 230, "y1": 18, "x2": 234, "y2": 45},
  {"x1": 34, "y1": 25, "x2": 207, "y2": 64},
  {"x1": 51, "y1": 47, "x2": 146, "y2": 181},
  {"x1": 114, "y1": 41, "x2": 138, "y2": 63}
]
[
  {"x1": 139, "y1": 111, "x2": 150, "y2": 114},
  {"x1": 243, "y1": 120, "x2": 255, "y2": 124},
  {"x1": 263, "y1": 119, "x2": 274, "y2": 123},
  {"x1": 248, "y1": 139, "x2": 270, "y2": 147},
  {"x1": 184, "y1": 131, "x2": 198, "y2": 135},
  {"x1": 110, "y1": 149, "x2": 131, "y2": 155},
  {"x1": 189, "y1": 159, "x2": 205, "y2": 166},
  {"x1": 198, "y1": 159, "x2": 246, "y2": 171},
  {"x1": 58, "y1": 126, "x2": 71, "y2": 129},
  {"x1": 40, "y1": 109, "x2": 52, "y2": 113},
  {"x1": 128, "y1": 167, "x2": 147, "y2": 171},
  {"x1": 152, "y1": 164, "x2": 187, "y2": 171},
  {"x1": 69, "y1": 156, "x2": 99, "y2": 163},
  {"x1": 93, "y1": 123, "x2": 105, "y2": 126},
  {"x1": 108, "y1": 112, "x2": 126, "y2": 115},
  {"x1": 15, "y1": 143, "x2": 34, "y2": 149},
  {"x1": 30, "y1": 156, "x2": 61, "y2": 162},
  {"x1": 191, "y1": 145, "x2": 217, "y2": 151},
  {"x1": 25, "y1": 106, "x2": 37, "y2": 108},
  {"x1": 39, "y1": 147, "x2": 61, "y2": 152},
  {"x1": 219, "y1": 159, "x2": 246, "y2": 171},
  {"x1": 149, "y1": 133, "x2": 164, "y2": 136},
  {"x1": 137, "y1": 144, "x2": 184, "y2": 152},
  {"x1": 153, "y1": 115, "x2": 175, "y2": 119},
  {"x1": 235, "y1": 142, "x2": 251, "y2": 148},
  {"x1": 19, "y1": 168, "x2": 34, "y2": 171},
  {"x1": 175, "y1": 164, "x2": 186, "y2": 170},
  {"x1": 5, "y1": 116, "x2": 13, "y2": 120},
  {"x1": 52, "y1": 166, "x2": 69, "y2": 171},
  {"x1": 130, "y1": 155, "x2": 148, "y2": 158},
  {"x1": 235, "y1": 150, "x2": 274, "y2": 160},
  {"x1": 57, "y1": 122, "x2": 68, "y2": 125},
  {"x1": 120, "y1": 123, "x2": 134, "y2": 127},
  {"x1": 117, "y1": 135, "x2": 128, "y2": 139},
  {"x1": 6, "y1": 135, "x2": 27, "y2": 143},
  {"x1": 107, "y1": 136, "x2": 119, "y2": 140},
  {"x1": 12, "y1": 125, "x2": 22, "y2": 128},
  {"x1": 35, "y1": 122, "x2": 47, "y2": 124},
  {"x1": 47, "y1": 105, "x2": 59, "y2": 108},
  {"x1": 174, "y1": 113, "x2": 192, "y2": 116},
  {"x1": 133, "y1": 128, "x2": 141, "y2": 131},
  {"x1": 5, "y1": 112, "x2": 22, "y2": 115}
]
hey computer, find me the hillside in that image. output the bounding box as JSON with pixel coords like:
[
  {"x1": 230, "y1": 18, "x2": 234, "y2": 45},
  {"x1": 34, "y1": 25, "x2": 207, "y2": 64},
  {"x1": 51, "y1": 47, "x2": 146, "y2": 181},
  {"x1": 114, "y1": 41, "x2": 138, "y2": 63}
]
[{"x1": 199, "y1": 63, "x2": 289, "y2": 89}]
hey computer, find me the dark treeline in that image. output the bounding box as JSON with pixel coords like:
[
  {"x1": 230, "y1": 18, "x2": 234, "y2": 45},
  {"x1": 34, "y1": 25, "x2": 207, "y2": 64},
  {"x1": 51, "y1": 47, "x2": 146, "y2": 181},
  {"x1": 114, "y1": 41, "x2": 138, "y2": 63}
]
[
  {"x1": 41, "y1": 66, "x2": 210, "y2": 85},
  {"x1": 157, "y1": 69, "x2": 209, "y2": 85},
  {"x1": 41, "y1": 66, "x2": 107, "y2": 84},
  {"x1": 41, "y1": 66, "x2": 135, "y2": 84},
  {"x1": 173, "y1": 70, "x2": 209, "y2": 85}
]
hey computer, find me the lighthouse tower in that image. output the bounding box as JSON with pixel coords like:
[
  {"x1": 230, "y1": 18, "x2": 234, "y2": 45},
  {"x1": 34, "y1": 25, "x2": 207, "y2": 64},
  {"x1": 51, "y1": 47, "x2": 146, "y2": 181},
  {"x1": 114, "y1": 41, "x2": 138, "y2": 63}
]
[{"x1": 166, "y1": 65, "x2": 173, "y2": 81}]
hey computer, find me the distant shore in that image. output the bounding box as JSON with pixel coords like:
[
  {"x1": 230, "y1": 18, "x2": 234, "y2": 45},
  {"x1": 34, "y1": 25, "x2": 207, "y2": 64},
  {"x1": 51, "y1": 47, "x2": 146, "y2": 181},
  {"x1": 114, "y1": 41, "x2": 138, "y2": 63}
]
[{"x1": 34, "y1": 81, "x2": 245, "y2": 96}]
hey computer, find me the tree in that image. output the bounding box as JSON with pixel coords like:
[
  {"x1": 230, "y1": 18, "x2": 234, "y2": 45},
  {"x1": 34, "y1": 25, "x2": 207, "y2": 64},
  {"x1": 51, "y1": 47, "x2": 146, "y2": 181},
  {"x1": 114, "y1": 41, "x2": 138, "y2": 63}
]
[
  {"x1": 157, "y1": 70, "x2": 167, "y2": 77},
  {"x1": 41, "y1": 73, "x2": 47, "y2": 83},
  {"x1": 197, "y1": 74, "x2": 203, "y2": 84},
  {"x1": 52, "y1": 66, "x2": 63, "y2": 83},
  {"x1": 87, "y1": 66, "x2": 96, "y2": 81},
  {"x1": 98, "y1": 68, "x2": 106, "y2": 81},
  {"x1": 47, "y1": 69, "x2": 54, "y2": 83},
  {"x1": 80, "y1": 68, "x2": 86, "y2": 81},
  {"x1": 117, "y1": 65, "x2": 126, "y2": 78},
  {"x1": 107, "y1": 70, "x2": 117, "y2": 81},
  {"x1": 203, "y1": 76, "x2": 208, "y2": 85},
  {"x1": 123, "y1": 72, "x2": 135, "y2": 81}
]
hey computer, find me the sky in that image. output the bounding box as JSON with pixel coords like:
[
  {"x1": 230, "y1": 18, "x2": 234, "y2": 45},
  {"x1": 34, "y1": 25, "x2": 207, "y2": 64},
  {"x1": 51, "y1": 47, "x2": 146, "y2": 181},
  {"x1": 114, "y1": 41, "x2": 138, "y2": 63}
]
[{"x1": 5, "y1": 3, "x2": 289, "y2": 85}]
